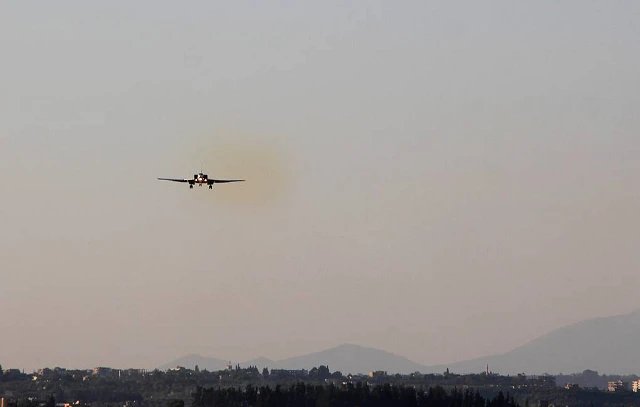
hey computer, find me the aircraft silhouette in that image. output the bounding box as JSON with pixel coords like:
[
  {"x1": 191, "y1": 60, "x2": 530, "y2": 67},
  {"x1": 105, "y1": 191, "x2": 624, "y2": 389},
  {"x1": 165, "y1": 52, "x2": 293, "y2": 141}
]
[{"x1": 158, "y1": 170, "x2": 245, "y2": 189}]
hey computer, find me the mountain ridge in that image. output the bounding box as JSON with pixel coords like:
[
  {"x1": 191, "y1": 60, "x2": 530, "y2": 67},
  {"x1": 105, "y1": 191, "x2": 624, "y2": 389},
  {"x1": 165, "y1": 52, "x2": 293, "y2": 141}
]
[
  {"x1": 159, "y1": 309, "x2": 640, "y2": 376},
  {"x1": 424, "y1": 308, "x2": 640, "y2": 375},
  {"x1": 158, "y1": 344, "x2": 429, "y2": 375}
]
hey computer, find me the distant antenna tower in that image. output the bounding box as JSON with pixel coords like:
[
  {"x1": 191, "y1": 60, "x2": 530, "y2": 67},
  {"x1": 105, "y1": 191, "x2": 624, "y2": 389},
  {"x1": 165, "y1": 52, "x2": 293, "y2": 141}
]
[{"x1": 486, "y1": 364, "x2": 489, "y2": 375}]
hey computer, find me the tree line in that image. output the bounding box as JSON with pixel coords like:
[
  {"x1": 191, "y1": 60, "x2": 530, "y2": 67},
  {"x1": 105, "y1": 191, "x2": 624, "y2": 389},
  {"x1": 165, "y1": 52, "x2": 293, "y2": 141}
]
[{"x1": 191, "y1": 383, "x2": 520, "y2": 407}]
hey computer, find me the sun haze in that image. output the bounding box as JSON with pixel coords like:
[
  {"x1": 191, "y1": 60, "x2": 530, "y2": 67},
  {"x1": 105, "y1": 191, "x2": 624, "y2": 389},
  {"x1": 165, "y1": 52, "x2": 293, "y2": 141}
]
[{"x1": 185, "y1": 133, "x2": 293, "y2": 209}]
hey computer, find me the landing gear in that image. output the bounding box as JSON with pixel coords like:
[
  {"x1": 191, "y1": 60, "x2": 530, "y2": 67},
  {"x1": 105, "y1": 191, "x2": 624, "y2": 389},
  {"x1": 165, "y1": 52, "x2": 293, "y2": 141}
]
[
  {"x1": 189, "y1": 184, "x2": 193, "y2": 189},
  {"x1": 209, "y1": 185, "x2": 213, "y2": 189}
]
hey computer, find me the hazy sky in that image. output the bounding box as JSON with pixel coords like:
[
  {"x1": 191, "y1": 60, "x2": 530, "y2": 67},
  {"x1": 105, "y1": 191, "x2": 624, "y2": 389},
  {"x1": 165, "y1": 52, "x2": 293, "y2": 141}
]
[{"x1": 1, "y1": 1, "x2": 639, "y2": 372}]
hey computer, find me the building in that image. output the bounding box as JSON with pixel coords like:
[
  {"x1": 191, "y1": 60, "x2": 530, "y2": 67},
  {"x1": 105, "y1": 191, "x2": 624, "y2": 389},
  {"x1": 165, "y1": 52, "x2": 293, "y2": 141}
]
[
  {"x1": 607, "y1": 380, "x2": 628, "y2": 392},
  {"x1": 92, "y1": 367, "x2": 113, "y2": 377},
  {"x1": 632, "y1": 380, "x2": 640, "y2": 393},
  {"x1": 368, "y1": 371, "x2": 388, "y2": 378},
  {"x1": 1, "y1": 398, "x2": 17, "y2": 407}
]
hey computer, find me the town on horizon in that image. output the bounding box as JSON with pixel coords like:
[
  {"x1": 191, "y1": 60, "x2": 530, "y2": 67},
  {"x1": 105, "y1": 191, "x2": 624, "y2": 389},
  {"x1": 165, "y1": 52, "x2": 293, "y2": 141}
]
[{"x1": 3, "y1": 362, "x2": 640, "y2": 407}]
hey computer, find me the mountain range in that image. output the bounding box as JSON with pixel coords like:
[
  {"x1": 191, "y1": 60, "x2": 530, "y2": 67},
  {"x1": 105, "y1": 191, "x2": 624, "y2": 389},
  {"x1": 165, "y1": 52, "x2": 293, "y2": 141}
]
[
  {"x1": 158, "y1": 344, "x2": 428, "y2": 375},
  {"x1": 159, "y1": 308, "x2": 640, "y2": 375}
]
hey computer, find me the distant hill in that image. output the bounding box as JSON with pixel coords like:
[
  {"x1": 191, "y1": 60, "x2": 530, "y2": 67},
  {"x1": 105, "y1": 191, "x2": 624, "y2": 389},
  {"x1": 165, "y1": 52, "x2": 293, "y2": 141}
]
[
  {"x1": 159, "y1": 344, "x2": 429, "y2": 375},
  {"x1": 426, "y1": 309, "x2": 640, "y2": 375},
  {"x1": 271, "y1": 344, "x2": 429, "y2": 374},
  {"x1": 158, "y1": 354, "x2": 229, "y2": 372}
]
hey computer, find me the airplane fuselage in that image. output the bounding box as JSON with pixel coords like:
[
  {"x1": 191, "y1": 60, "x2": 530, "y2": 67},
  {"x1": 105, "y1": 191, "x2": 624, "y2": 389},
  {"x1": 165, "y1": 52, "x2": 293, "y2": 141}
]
[
  {"x1": 190, "y1": 172, "x2": 210, "y2": 188},
  {"x1": 193, "y1": 173, "x2": 207, "y2": 183}
]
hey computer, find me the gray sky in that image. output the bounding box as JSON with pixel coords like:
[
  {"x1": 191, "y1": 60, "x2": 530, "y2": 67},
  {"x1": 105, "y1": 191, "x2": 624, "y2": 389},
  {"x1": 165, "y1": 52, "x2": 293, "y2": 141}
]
[{"x1": 1, "y1": 1, "x2": 639, "y2": 372}]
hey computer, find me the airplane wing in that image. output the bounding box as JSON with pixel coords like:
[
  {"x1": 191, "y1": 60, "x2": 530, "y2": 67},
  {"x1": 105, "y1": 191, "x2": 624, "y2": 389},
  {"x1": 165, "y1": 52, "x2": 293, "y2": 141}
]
[
  {"x1": 207, "y1": 179, "x2": 245, "y2": 184},
  {"x1": 157, "y1": 178, "x2": 190, "y2": 183}
]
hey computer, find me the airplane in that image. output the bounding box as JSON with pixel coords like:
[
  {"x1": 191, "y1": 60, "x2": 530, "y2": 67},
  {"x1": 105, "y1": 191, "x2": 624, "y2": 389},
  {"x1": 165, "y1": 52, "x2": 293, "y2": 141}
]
[{"x1": 158, "y1": 171, "x2": 245, "y2": 189}]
